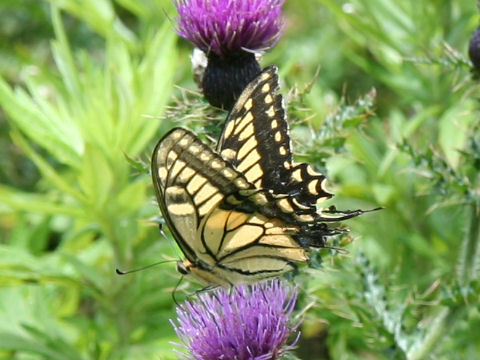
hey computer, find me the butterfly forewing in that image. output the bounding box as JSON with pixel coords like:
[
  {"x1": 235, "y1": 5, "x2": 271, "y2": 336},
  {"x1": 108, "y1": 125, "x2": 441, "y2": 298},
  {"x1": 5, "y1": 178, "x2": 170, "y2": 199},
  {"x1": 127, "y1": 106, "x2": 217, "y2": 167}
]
[
  {"x1": 217, "y1": 66, "x2": 333, "y2": 216},
  {"x1": 218, "y1": 66, "x2": 292, "y2": 190},
  {"x1": 152, "y1": 128, "x2": 251, "y2": 264},
  {"x1": 152, "y1": 127, "x2": 308, "y2": 285}
]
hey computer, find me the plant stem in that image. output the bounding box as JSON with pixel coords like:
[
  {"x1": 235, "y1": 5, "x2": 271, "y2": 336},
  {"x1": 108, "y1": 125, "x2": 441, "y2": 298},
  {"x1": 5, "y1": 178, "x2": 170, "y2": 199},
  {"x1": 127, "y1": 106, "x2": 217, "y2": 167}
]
[
  {"x1": 468, "y1": 200, "x2": 480, "y2": 282},
  {"x1": 406, "y1": 306, "x2": 464, "y2": 360},
  {"x1": 456, "y1": 200, "x2": 480, "y2": 285},
  {"x1": 407, "y1": 200, "x2": 479, "y2": 359}
]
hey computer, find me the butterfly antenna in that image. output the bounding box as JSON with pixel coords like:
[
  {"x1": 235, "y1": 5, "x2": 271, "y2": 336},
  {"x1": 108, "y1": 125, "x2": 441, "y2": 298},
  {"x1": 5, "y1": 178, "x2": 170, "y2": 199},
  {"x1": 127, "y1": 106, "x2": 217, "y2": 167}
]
[
  {"x1": 115, "y1": 259, "x2": 176, "y2": 275},
  {"x1": 172, "y1": 275, "x2": 185, "y2": 306}
]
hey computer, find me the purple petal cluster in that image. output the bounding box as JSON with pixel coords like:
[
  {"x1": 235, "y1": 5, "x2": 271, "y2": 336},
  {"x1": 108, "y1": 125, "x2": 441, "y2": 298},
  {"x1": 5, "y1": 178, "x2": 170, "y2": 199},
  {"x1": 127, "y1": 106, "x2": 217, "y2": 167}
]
[
  {"x1": 174, "y1": 0, "x2": 285, "y2": 57},
  {"x1": 171, "y1": 280, "x2": 300, "y2": 360}
]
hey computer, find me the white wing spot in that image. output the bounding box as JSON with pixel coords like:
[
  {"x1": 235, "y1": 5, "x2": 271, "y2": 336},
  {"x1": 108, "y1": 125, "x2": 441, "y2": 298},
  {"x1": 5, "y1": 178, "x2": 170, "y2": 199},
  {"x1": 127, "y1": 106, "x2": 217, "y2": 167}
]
[
  {"x1": 210, "y1": 159, "x2": 224, "y2": 170},
  {"x1": 266, "y1": 106, "x2": 275, "y2": 117},
  {"x1": 179, "y1": 137, "x2": 191, "y2": 147},
  {"x1": 221, "y1": 148, "x2": 236, "y2": 161},
  {"x1": 222, "y1": 168, "x2": 237, "y2": 179},
  {"x1": 200, "y1": 151, "x2": 213, "y2": 162},
  {"x1": 260, "y1": 72, "x2": 271, "y2": 81},
  {"x1": 188, "y1": 144, "x2": 202, "y2": 155},
  {"x1": 170, "y1": 131, "x2": 183, "y2": 140},
  {"x1": 275, "y1": 131, "x2": 282, "y2": 142},
  {"x1": 158, "y1": 166, "x2": 168, "y2": 183},
  {"x1": 234, "y1": 177, "x2": 249, "y2": 189},
  {"x1": 244, "y1": 98, "x2": 253, "y2": 111}
]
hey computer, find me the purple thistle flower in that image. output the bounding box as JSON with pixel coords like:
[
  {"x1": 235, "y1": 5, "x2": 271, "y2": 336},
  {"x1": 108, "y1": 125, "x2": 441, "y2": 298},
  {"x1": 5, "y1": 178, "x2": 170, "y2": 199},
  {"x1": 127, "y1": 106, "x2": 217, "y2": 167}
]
[
  {"x1": 173, "y1": 0, "x2": 286, "y2": 110},
  {"x1": 174, "y1": 0, "x2": 285, "y2": 57},
  {"x1": 171, "y1": 280, "x2": 301, "y2": 360}
]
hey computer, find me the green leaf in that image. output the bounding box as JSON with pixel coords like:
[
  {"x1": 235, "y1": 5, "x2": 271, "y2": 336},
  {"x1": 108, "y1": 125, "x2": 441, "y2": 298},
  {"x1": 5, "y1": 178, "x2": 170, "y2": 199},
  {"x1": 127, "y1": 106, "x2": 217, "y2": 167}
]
[
  {"x1": 48, "y1": 0, "x2": 136, "y2": 48},
  {"x1": 77, "y1": 144, "x2": 114, "y2": 214},
  {"x1": 60, "y1": 252, "x2": 106, "y2": 296},
  {"x1": 10, "y1": 131, "x2": 86, "y2": 203},
  {"x1": 123, "y1": 22, "x2": 178, "y2": 156},
  {"x1": 0, "y1": 184, "x2": 84, "y2": 217},
  {"x1": 438, "y1": 103, "x2": 475, "y2": 168},
  {"x1": 0, "y1": 78, "x2": 83, "y2": 167}
]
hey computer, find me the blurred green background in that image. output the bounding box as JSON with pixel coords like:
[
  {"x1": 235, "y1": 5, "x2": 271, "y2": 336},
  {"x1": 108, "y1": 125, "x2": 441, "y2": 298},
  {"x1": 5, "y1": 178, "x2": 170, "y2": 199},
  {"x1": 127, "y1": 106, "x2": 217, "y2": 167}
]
[{"x1": 0, "y1": 0, "x2": 479, "y2": 359}]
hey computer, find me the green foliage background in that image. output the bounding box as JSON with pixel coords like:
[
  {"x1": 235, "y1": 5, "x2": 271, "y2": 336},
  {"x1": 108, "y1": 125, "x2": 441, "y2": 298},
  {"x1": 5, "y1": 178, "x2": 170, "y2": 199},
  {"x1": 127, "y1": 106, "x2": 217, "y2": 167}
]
[{"x1": 0, "y1": 0, "x2": 479, "y2": 359}]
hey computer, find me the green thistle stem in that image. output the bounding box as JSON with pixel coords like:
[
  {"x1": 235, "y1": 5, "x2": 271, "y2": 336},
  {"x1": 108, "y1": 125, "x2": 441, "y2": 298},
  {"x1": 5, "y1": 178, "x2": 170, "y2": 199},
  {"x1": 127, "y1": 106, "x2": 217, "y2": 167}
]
[
  {"x1": 406, "y1": 306, "x2": 464, "y2": 360},
  {"x1": 407, "y1": 200, "x2": 479, "y2": 359},
  {"x1": 456, "y1": 200, "x2": 480, "y2": 285}
]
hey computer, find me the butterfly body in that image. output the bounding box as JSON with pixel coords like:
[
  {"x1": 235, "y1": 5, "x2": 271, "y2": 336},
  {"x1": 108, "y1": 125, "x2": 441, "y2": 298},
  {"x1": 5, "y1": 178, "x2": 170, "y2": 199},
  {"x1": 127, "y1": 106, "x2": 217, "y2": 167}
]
[{"x1": 151, "y1": 66, "x2": 363, "y2": 286}]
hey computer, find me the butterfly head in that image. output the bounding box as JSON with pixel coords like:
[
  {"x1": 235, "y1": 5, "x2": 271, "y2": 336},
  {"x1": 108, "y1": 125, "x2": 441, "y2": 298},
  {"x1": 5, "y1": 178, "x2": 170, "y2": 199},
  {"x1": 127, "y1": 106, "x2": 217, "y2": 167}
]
[
  {"x1": 176, "y1": 260, "x2": 191, "y2": 276},
  {"x1": 176, "y1": 258, "x2": 233, "y2": 286}
]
